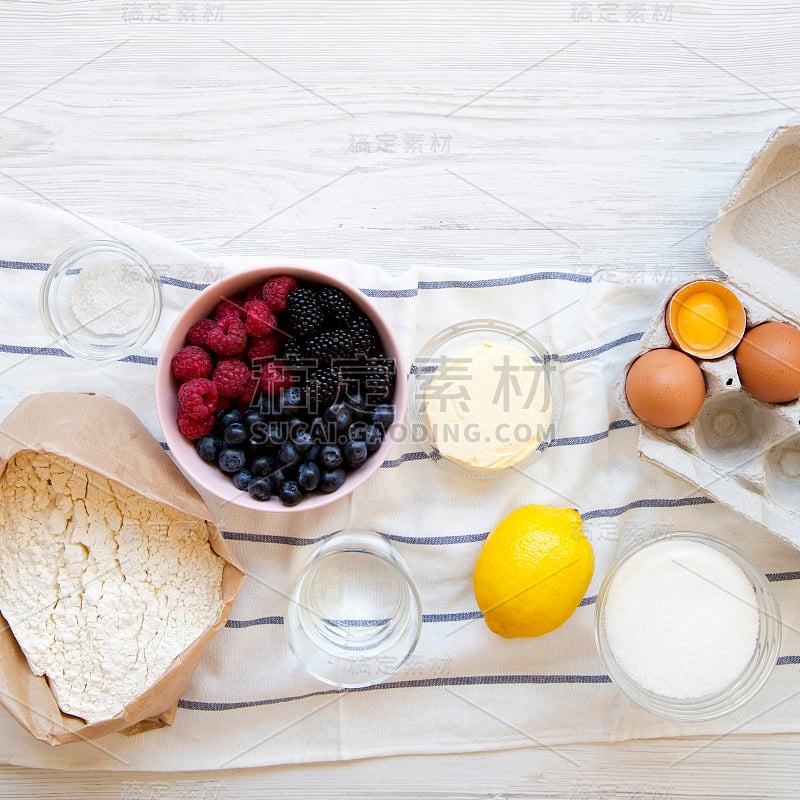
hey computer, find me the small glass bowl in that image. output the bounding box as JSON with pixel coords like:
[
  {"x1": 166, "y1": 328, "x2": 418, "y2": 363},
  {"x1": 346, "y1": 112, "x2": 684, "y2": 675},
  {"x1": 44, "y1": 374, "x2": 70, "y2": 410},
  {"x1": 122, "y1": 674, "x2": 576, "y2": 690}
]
[
  {"x1": 595, "y1": 532, "x2": 781, "y2": 721},
  {"x1": 409, "y1": 319, "x2": 562, "y2": 477},
  {"x1": 40, "y1": 240, "x2": 162, "y2": 361},
  {"x1": 285, "y1": 530, "x2": 422, "y2": 688}
]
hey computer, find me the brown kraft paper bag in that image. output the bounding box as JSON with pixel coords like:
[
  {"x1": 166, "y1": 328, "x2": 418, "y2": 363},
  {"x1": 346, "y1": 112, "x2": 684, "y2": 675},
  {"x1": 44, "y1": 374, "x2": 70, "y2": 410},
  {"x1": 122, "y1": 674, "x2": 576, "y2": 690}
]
[{"x1": 0, "y1": 392, "x2": 245, "y2": 746}]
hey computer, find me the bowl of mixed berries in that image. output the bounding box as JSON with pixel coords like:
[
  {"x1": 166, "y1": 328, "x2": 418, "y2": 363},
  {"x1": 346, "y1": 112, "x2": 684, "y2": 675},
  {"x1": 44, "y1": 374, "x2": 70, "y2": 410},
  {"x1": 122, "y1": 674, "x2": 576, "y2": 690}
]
[{"x1": 155, "y1": 267, "x2": 405, "y2": 510}]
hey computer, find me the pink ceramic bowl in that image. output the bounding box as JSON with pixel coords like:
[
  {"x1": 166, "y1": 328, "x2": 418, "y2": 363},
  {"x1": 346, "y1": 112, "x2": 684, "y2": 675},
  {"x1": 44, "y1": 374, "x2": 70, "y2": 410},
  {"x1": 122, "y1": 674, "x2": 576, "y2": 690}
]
[{"x1": 155, "y1": 266, "x2": 407, "y2": 513}]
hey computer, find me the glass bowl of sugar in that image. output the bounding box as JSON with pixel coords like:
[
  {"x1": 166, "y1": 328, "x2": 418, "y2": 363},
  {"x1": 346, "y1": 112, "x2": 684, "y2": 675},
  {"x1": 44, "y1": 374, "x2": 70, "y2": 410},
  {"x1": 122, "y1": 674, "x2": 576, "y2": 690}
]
[
  {"x1": 595, "y1": 532, "x2": 781, "y2": 721},
  {"x1": 40, "y1": 240, "x2": 162, "y2": 361}
]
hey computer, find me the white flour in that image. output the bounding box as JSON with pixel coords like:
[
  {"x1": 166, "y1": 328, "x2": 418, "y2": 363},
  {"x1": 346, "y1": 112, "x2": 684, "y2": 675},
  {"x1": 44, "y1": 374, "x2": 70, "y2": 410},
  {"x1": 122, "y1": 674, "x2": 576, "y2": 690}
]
[{"x1": 70, "y1": 261, "x2": 150, "y2": 335}]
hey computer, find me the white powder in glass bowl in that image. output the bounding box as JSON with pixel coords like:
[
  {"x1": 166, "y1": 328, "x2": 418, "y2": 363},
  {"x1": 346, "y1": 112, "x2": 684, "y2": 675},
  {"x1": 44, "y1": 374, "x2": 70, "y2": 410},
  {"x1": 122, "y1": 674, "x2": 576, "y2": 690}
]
[
  {"x1": 603, "y1": 539, "x2": 760, "y2": 699},
  {"x1": 70, "y1": 261, "x2": 150, "y2": 335}
]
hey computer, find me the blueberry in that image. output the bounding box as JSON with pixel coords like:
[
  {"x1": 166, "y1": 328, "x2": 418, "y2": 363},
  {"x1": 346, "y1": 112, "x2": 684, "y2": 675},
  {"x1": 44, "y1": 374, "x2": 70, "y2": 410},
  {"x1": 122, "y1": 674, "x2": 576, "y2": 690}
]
[
  {"x1": 280, "y1": 387, "x2": 304, "y2": 416},
  {"x1": 232, "y1": 469, "x2": 253, "y2": 491},
  {"x1": 371, "y1": 404, "x2": 395, "y2": 431},
  {"x1": 308, "y1": 416, "x2": 328, "y2": 442},
  {"x1": 292, "y1": 429, "x2": 314, "y2": 454},
  {"x1": 319, "y1": 468, "x2": 346, "y2": 493},
  {"x1": 268, "y1": 468, "x2": 287, "y2": 494},
  {"x1": 259, "y1": 395, "x2": 280, "y2": 418},
  {"x1": 278, "y1": 441, "x2": 300, "y2": 468},
  {"x1": 344, "y1": 390, "x2": 366, "y2": 413},
  {"x1": 215, "y1": 408, "x2": 241, "y2": 433},
  {"x1": 279, "y1": 480, "x2": 303, "y2": 506},
  {"x1": 218, "y1": 448, "x2": 247, "y2": 474},
  {"x1": 250, "y1": 454, "x2": 275, "y2": 477},
  {"x1": 223, "y1": 422, "x2": 247, "y2": 447},
  {"x1": 242, "y1": 409, "x2": 265, "y2": 429},
  {"x1": 247, "y1": 477, "x2": 271, "y2": 501},
  {"x1": 344, "y1": 439, "x2": 368, "y2": 468},
  {"x1": 347, "y1": 421, "x2": 367, "y2": 440},
  {"x1": 363, "y1": 424, "x2": 383, "y2": 453},
  {"x1": 305, "y1": 443, "x2": 321, "y2": 463},
  {"x1": 324, "y1": 402, "x2": 352, "y2": 432},
  {"x1": 319, "y1": 444, "x2": 343, "y2": 470},
  {"x1": 266, "y1": 421, "x2": 286, "y2": 446},
  {"x1": 298, "y1": 462, "x2": 320, "y2": 491},
  {"x1": 196, "y1": 436, "x2": 219, "y2": 463}
]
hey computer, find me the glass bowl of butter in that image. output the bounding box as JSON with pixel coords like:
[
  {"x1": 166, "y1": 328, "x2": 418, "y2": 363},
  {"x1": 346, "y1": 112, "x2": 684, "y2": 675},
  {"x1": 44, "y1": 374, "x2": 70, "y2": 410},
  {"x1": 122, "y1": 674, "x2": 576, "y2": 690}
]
[{"x1": 410, "y1": 319, "x2": 562, "y2": 476}]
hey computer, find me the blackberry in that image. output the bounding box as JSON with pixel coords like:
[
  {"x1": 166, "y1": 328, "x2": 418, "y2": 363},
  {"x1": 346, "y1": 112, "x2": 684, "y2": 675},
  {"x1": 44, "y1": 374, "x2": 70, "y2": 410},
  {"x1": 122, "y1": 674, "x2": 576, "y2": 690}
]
[
  {"x1": 280, "y1": 337, "x2": 306, "y2": 370},
  {"x1": 349, "y1": 315, "x2": 379, "y2": 357},
  {"x1": 303, "y1": 368, "x2": 341, "y2": 411},
  {"x1": 304, "y1": 330, "x2": 353, "y2": 364},
  {"x1": 363, "y1": 355, "x2": 396, "y2": 404},
  {"x1": 286, "y1": 288, "x2": 324, "y2": 338},
  {"x1": 318, "y1": 287, "x2": 354, "y2": 325}
]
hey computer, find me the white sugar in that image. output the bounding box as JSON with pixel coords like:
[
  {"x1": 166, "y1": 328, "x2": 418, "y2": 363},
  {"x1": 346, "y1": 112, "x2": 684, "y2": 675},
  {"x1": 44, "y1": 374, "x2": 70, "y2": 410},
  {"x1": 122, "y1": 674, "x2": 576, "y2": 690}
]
[
  {"x1": 70, "y1": 261, "x2": 149, "y2": 336},
  {"x1": 604, "y1": 539, "x2": 759, "y2": 699}
]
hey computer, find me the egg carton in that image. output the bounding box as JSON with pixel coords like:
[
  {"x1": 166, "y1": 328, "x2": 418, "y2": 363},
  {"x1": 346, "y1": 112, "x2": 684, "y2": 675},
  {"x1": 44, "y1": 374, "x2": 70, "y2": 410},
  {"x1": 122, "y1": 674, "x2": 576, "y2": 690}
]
[{"x1": 615, "y1": 125, "x2": 800, "y2": 548}]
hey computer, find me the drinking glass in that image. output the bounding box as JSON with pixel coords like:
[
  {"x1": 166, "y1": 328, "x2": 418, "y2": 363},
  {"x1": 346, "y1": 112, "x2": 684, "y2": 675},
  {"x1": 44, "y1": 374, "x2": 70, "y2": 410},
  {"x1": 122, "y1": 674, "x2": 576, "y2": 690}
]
[{"x1": 285, "y1": 530, "x2": 422, "y2": 688}]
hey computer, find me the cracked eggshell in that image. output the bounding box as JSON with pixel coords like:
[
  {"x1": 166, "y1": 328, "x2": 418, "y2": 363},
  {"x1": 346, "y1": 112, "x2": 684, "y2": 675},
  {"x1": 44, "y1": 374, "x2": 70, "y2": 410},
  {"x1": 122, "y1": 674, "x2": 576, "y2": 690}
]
[
  {"x1": 0, "y1": 392, "x2": 245, "y2": 746},
  {"x1": 616, "y1": 126, "x2": 800, "y2": 549}
]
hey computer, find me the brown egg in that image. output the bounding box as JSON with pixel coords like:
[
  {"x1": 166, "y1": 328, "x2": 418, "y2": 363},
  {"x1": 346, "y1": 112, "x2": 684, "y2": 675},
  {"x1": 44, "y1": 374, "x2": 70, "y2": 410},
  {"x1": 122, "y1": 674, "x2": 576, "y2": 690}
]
[
  {"x1": 735, "y1": 321, "x2": 800, "y2": 403},
  {"x1": 625, "y1": 349, "x2": 706, "y2": 429}
]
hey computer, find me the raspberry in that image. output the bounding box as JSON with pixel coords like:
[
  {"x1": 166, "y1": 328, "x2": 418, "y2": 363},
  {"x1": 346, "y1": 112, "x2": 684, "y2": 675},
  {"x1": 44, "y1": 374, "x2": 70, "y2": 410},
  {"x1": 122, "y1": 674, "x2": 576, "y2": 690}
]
[
  {"x1": 171, "y1": 346, "x2": 213, "y2": 382},
  {"x1": 214, "y1": 298, "x2": 246, "y2": 323},
  {"x1": 260, "y1": 359, "x2": 295, "y2": 395},
  {"x1": 177, "y1": 409, "x2": 214, "y2": 439},
  {"x1": 262, "y1": 275, "x2": 298, "y2": 312},
  {"x1": 186, "y1": 318, "x2": 216, "y2": 348},
  {"x1": 248, "y1": 332, "x2": 282, "y2": 363},
  {"x1": 178, "y1": 378, "x2": 219, "y2": 420},
  {"x1": 237, "y1": 376, "x2": 262, "y2": 408},
  {"x1": 243, "y1": 299, "x2": 277, "y2": 337},
  {"x1": 244, "y1": 284, "x2": 265, "y2": 303},
  {"x1": 207, "y1": 317, "x2": 247, "y2": 356},
  {"x1": 213, "y1": 358, "x2": 251, "y2": 397}
]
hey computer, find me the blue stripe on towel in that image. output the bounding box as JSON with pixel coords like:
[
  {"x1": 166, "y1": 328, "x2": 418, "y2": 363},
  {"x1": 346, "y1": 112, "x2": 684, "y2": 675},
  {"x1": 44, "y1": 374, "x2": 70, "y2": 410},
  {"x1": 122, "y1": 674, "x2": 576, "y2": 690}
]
[
  {"x1": 2, "y1": 259, "x2": 592, "y2": 295},
  {"x1": 178, "y1": 672, "x2": 614, "y2": 711},
  {"x1": 222, "y1": 496, "x2": 715, "y2": 547},
  {"x1": 361, "y1": 271, "x2": 593, "y2": 298},
  {"x1": 0, "y1": 259, "x2": 49, "y2": 271}
]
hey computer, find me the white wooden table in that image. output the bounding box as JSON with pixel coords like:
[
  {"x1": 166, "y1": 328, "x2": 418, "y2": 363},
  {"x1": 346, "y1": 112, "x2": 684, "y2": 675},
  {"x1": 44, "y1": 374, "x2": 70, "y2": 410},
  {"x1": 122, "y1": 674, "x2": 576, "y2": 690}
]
[{"x1": 1, "y1": 1, "x2": 799, "y2": 796}]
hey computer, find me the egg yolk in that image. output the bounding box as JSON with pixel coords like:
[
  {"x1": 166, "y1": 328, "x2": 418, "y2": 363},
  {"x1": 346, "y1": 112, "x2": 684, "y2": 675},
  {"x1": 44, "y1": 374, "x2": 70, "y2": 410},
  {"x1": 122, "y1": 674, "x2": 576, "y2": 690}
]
[{"x1": 676, "y1": 291, "x2": 729, "y2": 351}]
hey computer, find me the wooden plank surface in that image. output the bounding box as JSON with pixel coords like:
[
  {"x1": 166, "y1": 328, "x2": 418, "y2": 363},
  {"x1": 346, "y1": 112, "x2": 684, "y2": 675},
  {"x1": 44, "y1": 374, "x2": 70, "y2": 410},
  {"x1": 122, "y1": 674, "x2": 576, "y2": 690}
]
[{"x1": 1, "y1": 1, "x2": 799, "y2": 796}]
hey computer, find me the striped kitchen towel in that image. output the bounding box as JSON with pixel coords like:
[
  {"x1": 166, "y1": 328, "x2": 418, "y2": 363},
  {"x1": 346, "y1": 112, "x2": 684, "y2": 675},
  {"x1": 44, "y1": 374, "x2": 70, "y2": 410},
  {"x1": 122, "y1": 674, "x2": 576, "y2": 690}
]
[{"x1": 1, "y1": 195, "x2": 800, "y2": 771}]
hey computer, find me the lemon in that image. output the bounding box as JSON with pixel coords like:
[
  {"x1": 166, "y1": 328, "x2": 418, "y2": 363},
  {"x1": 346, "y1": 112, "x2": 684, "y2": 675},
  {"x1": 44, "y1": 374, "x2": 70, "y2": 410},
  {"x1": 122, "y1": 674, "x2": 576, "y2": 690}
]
[{"x1": 472, "y1": 505, "x2": 594, "y2": 638}]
